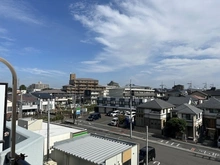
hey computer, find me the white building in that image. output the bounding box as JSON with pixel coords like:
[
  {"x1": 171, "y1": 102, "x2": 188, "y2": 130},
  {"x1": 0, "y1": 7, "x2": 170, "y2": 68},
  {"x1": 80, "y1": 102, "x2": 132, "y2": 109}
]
[
  {"x1": 18, "y1": 118, "x2": 87, "y2": 155},
  {"x1": 51, "y1": 133, "x2": 138, "y2": 165}
]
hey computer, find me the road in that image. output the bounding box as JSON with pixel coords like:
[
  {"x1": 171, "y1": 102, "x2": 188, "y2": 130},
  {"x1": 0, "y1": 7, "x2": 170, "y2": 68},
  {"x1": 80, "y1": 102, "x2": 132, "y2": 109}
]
[{"x1": 61, "y1": 114, "x2": 220, "y2": 165}]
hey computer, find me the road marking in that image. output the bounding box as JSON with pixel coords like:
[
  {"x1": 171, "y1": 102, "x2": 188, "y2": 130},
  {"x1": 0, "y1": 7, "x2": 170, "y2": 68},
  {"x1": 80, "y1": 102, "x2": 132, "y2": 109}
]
[
  {"x1": 176, "y1": 144, "x2": 180, "y2": 147},
  {"x1": 166, "y1": 141, "x2": 169, "y2": 144},
  {"x1": 171, "y1": 142, "x2": 174, "y2": 145},
  {"x1": 160, "y1": 140, "x2": 164, "y2": 142},
  {"x1": 153, "y1": 161, "x2": 160, "y2": 165}
]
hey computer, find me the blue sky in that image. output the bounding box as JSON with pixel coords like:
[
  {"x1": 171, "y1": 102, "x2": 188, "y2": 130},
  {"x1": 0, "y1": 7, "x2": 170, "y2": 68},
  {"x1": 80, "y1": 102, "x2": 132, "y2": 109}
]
[{"x1": 1, "y1": 0, "x2": 220, "y2": 89}]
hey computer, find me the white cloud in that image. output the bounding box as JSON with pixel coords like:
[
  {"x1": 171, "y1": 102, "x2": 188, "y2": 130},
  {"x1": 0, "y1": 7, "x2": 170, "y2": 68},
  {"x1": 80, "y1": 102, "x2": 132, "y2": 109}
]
[
  {"x1": 0, "y1": 0, "x2": 43, "y2": 25},
  {"x1": 69, "y1": 0, "x2": 220, "y2": 86},
  {"x1": 19, "y1": 68, "x2": 66, "y2": 77}
]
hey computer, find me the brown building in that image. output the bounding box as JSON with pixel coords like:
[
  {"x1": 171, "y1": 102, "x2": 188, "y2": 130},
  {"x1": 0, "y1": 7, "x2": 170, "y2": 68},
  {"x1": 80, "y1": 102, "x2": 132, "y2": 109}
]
[{"x1": 62, "y1": 74, "x2": 106, "y2": 104}]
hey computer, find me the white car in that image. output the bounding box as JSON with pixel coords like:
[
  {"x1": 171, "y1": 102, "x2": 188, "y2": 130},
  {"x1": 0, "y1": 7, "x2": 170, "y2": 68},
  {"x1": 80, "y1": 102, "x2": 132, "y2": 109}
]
[
  {"x1": 110, "y1": 117, "x2": 119, "y2": 126},
  {"x1": 125, "y1": 111, "x2": 136, "y2": 116},
  {"x1": 110, "y1": 110, "x2": 120, "y2": 117}
]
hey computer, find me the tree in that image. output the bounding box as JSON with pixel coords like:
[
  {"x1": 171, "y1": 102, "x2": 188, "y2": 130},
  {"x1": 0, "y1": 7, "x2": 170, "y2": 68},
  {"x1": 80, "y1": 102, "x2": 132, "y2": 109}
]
[
  {"x1": 8, "y1": 87, "x2": 12, "y2": 92},
  {"x1": 164, "y1": 118, "x2": 187, "y2": 138},
  {"x1": 19, "y1": 84, "x2": 26, "y2": 90}
]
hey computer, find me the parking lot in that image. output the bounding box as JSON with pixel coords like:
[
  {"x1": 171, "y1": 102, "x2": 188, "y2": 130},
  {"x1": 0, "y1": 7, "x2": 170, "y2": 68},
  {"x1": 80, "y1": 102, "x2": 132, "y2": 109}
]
[{"x1": 81, "y1": 113, "x2": 115, "y2": 126}]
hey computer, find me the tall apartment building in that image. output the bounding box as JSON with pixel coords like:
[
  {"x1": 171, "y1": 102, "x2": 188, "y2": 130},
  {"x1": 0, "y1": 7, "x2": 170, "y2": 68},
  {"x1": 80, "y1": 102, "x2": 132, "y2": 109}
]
[{"x1": 62, "y1": 74, "x2": 106, "y2": 104}]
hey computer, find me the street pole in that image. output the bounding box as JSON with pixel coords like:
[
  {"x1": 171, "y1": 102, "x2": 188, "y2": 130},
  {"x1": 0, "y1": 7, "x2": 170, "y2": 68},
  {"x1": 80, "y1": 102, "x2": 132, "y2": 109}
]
[
  {"x1": 146, "y1": 126, "x2": 148, "y2": 165},
  {"x1": 130, "y1": 80, "x2": 132, "y2": 138},
  {"x1": 47, "y1": 98, "x2": 50, "y2": 161},
  {"x1": 0, "y1": 58, "x2": 17, "y2": 165},
  {"x1": 19, "y1": 91, "x2": 23, "y2": 118}
]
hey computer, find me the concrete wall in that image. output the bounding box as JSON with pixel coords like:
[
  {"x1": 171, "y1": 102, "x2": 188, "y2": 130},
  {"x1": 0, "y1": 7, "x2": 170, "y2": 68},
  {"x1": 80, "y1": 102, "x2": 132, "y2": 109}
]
[
  {"x1": 18, "y1": 118, "x2": 43, "y2": 131},
  {"x1": 0, "y1": 122, "x2": 44, "y2": 165},
  {"x1": 44, "y1": 133, "x2": 71, "y2": 155}
]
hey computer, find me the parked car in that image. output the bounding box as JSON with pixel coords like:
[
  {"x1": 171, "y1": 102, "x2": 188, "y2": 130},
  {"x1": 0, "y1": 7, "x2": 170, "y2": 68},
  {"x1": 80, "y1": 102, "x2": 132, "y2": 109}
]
[
  {"x1": 106, "y1": 110, "x2": 113, "y2": 116},
  {"x1": 125, "y1": 111, "x2": 136, "y2": 116},
  {"x1": 217, "y1": 136, "x2": 220, "y2": 148},
  {"x1": 86, "y1": 113, "x2": 101, "y2": 121},
  {"x1": 110, "y1": 117, "x2": 119, "y2": 126},
  {"x1": 110, "y1": 110, "x2": 120, "y2": 117},
  {"x1": 139, "y1": 146, "x2": 156, "y2": 164}
]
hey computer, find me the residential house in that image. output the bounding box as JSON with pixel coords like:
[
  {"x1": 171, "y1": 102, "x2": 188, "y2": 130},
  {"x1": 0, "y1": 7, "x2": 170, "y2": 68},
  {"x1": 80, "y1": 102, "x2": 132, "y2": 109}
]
[
  {"x1": 7, "y1": 93, "x2": 39, "y2": 118},
  {"x1": 197, "y1": 97, "x2": 220, "y2": 140},
  {"x1": 31, "y1": 92, "x2": 55, "y2": 112},
  {"x1": 136, "y1": 99, "x2": 175, "y2": 133},
  {"x1": 203, "y1": 88, "x2": 220, "y2": 99},
  {"x1": 171, "y1": 103, "x2": 203, "y2": 141}
]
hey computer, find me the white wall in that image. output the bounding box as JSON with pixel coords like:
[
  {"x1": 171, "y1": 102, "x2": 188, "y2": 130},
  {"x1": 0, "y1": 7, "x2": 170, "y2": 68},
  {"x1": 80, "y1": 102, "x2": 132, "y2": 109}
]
[{"x1": 44, "y1": 133, "x2": 71, "y2": 155}]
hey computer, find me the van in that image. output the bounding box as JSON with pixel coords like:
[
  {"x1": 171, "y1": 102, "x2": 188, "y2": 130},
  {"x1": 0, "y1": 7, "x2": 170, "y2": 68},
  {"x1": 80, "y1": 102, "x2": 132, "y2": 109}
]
[
  {"x1": 86, "y1": 113, "x2": 101, "y2": 121},
  {"x1": 139, "y1": 146, "x2": 156, "y2": 164}
]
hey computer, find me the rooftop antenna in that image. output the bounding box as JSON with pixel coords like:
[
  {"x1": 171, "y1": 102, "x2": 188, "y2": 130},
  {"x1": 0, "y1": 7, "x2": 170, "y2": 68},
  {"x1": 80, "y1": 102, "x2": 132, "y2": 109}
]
[
  {"x1": 203, "y1": 83, "x2": 207, "y2": 90},
  {"x1": 187, "y1": 81, "x2": 192, "y2": 93},
  {"x1": 160, "y1": 82, "x2": 164, "y2": 90}
]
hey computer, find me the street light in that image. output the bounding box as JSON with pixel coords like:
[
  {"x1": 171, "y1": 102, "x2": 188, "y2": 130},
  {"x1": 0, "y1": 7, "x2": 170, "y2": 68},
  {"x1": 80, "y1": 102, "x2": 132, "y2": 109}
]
[{"x1": 0, "y1": 57, "x2": 17, "y2": 165}]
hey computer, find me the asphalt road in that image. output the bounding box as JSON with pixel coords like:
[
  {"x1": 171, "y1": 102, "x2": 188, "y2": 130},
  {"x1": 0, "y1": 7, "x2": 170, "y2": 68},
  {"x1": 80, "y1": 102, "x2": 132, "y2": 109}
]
[{"x1": 62, "y1": 114, "x2": 220, "y2": 165}]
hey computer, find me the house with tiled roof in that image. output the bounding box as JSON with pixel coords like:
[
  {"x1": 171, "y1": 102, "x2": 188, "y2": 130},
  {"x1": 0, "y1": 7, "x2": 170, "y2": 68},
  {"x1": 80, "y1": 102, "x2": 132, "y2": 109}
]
[
  {"x1": 171, "y1": 103, "x2": 203, "y2": 141},
  {"x1": 136, "y1": 99, "x2": 175, "y2": 132},
  {"x1": 197, "y1": 97, "x2": 220, "y2": 141}
]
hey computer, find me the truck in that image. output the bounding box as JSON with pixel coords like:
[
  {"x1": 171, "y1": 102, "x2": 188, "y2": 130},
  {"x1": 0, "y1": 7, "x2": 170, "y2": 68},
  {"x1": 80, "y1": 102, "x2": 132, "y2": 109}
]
[{"x1": 139, "y1": 146, "x2": 156, "y2": 164}]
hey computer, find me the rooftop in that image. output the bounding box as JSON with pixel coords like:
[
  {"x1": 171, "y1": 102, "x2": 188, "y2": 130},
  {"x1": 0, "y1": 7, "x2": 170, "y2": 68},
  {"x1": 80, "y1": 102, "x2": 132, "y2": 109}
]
[{"x1": 53, "y1": 133, "x2": 136, "y2": 164}]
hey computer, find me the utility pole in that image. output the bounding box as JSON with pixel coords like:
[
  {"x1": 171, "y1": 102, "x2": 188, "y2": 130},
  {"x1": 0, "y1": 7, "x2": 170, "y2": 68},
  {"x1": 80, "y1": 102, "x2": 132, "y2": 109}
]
[
  {"x1": 146, "y1": 126, "x2": 148, "y2": 165},
  {"x1": 47, "y1": 94, "x2": 52, "y2": 161},
  {"x1": 129, "y1": 80, "x2": 132, "y2": 138}
]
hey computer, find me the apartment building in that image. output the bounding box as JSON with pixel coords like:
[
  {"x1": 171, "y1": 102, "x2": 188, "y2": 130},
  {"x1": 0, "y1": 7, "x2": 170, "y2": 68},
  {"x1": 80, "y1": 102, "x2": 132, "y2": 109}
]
[
  {"x1": 27, "y1": 81, "x2": 49, "y2": 92},
  {"x1": 62, "y1": 74, "x2": 106, "y2": 104}
]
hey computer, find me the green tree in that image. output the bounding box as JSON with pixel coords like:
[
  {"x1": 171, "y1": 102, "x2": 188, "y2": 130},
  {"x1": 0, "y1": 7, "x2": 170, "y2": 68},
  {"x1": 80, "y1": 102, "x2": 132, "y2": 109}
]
[
  {"x1": 164, "y1": 118, "x2": 187, "y2": 138},
  {"x1": 8, "y1": 87, "x2": 12, "y2": 92},
  {"x1": 19, "y1": 84, "x2": 26, "y2": 90}
]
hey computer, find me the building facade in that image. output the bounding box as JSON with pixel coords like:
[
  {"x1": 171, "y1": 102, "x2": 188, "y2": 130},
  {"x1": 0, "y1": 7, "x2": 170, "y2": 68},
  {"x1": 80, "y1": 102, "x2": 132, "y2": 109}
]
[
  {"x1": 62, "y1": 74, "x2": 106, "y2": 104},
  {"x1": 27, "y1": 82, "x2": 49, "y2": 92},
  {"x1": 136, "y1": 99, "x2": 175, "y2": 131},
  {"x1": 171, "y1": 103, "x2": 203, "y2": 141}
]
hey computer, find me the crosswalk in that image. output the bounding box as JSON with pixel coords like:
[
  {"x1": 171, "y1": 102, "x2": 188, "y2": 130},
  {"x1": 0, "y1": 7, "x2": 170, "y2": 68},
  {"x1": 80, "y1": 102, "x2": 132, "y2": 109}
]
[
  {"x1": 191, "y1": 148, "x2": 220, "y2": 158},
  {"x1": 158, "y1": 140, "x2": 181, "y2": 147}
]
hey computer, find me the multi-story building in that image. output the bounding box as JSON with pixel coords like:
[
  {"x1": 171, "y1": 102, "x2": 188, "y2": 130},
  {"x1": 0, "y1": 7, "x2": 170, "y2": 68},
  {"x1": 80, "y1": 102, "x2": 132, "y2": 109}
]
[
  {"x1": 136, "y1": 99, "x2": 175, "y2": 133},
  {"x1": 171, "y1": 103, "x2": 203, "y2": 141},
  {"x1": 27, "y1": 82, "x2": 49, "y2": 92},
  {"x1": 197, "y1": 97, "x2": 220, "y2": 140},
  {"x1": 62, "y1": 74, "x2": 106, "y2": 104}
]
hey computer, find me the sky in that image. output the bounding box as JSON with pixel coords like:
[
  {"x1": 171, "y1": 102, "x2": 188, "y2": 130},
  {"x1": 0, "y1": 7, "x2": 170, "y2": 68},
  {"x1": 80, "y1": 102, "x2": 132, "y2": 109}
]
[{"x1": 0, "y1": 0, "x2": 220, "y2": 89}]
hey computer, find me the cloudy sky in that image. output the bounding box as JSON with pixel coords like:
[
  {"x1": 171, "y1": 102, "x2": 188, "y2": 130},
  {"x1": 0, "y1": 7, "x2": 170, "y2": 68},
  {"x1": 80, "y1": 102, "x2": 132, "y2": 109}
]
[{"x1": 0, "y1": 0, "x2": 220, "y2": 89}]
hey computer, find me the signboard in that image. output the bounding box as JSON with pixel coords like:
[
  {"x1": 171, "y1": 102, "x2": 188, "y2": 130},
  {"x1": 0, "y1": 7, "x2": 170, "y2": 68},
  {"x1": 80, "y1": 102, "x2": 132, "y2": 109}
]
[
  {"x1": 0, "y1": 83, "x2": 7, "y2": 152},
  {"x1": 76, "y1": 107, "x2": 81, "y2": 115}
]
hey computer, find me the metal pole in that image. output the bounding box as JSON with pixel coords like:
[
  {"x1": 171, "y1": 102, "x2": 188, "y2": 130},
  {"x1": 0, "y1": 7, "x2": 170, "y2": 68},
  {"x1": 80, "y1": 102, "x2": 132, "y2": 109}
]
[
  {"x1": 0, "y1": 58, "x2": 17, "y2": 165},
  {"x1": 130, "y1": 80, "x2": 132, "y2": 138},
  {"x1": 47, "y1": 99, "x2": 50, "y2": 161},
  {"x1": 146, "y1": 126, "x2": 148, "y2": 165},
  {"x1": 19, "y1": 92, "x2": 22, "y2": 118}
]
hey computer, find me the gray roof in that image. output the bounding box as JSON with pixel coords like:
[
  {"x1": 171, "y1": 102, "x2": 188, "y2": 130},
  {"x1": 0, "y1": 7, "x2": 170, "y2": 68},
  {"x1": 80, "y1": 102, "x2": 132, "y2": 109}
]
[
  {"x1": 53, "y1": 134, "x2": 135, "y2": 164},
  {"x1": 197, "y1": 97, "x2": 220, "y2": 109},
  {"x1": 137, "y1": 99, "x2": 175, "y2": 109},
  {"x1": 173, "y1": 103, "x2": 202, "y2": 115},
  {"x1": 167, "y1": 96, "x2": 191, "y2": 106}
]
